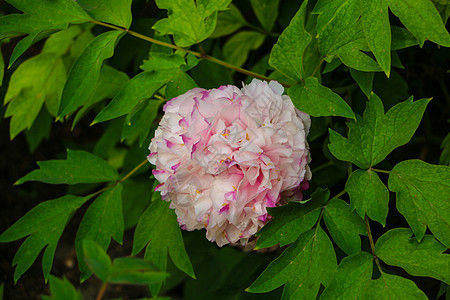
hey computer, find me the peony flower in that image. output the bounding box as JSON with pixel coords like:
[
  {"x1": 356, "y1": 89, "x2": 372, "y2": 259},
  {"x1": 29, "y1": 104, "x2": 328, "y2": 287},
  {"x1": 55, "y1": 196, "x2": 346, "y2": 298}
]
[{"x1": 148, "y1": 79, "x2": 311, "y2": 246}]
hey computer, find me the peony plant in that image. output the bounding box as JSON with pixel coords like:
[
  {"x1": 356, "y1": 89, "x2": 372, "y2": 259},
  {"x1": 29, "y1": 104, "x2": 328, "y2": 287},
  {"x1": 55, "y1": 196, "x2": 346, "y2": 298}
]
[{"x1": 0, "y1": 0, "x2": 449, "y2": 299}]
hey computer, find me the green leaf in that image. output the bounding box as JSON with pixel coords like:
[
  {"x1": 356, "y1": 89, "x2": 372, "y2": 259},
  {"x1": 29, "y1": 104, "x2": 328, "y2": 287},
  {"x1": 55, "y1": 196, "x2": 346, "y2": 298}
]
[
  {"x1": 72, "y1": 65, "x2": 129, "y2": 128},
  {"x1": 42, "y1": 25, "x2": 83, "y2": 57},
  {"x1": 361, "y1": 0, "x2": 391, "y2": 76},
  {"x1": 141, "y1": 53, "x2": 186, "y2": 71},
  {"x1": 440, "y1": 133, "x2": 450, "y2": 165},
  {"x1": 76, "y1": 184, "x2": 124, "y2": 281},
  {"x1": 288, "y1": 77, "x2": 355, "y2": 119},
  {"x1": 361, "y1": 272, "x2": 428, "y2": 299},
  {"x1": 16, "y1": 149, "x2": 119, "y2": 185},
  {"x1": 223, "y1": 31, "x2": 265, "y2": 68},
  {"x1": 323, "y1": 198, "x2": 366, "y2": 255},
  {"x1": 109, "y1": 257, "x2": 169, "y2": 285},
  {"x1": 247, "y1": 227, "x2": 337, "y2": 299},
  {"x1": 7, "y1": 0, "x2": 91, "y2": 24},
  {"x1": 328, "y1": 93, "x2": 430, "y2": 169},
  {"x1": 314, "y1": 0, "x2": 361, "y2": 56},
  {"x1": 346, "y1": 169, "x2": 390, "y2": 226},
  {"x1": 375, "y1": 228, "x2": 450, "y2": 284},
  {"x1": 321, "y1": 251, "x2": 373, "y2": 299},
  {"x1": 93, "y1": 68, "x2": 180, "y2": 124},
  {"x1": 0, "y1": 46, "x2": 4, "y2": 86},
  {"x1": 184, "y1": 247, "x2": 277, "y2": 300},
  {"x1": 77, "y1": 0, "x2": 132, "y2": 28},
  {"x1": 350, "y1": 69, "x2": 374, "y2": 98},
  {"x1": 42, "y1": 276, "x2": 82, "y2": 300},
  {"x1": 388, "y1": 160, "x2": 450, "y2": 247},
  {"x1": 58, "y1": 30, "x2": 124, "y2": 117},
  {"x1": 255, "y1": 188, "x2": 329, "y2": 249},
  {"x1": 152, "y1": 0, "x2": 232, "y2": 47},
  {"x1": 82, "y1": 239, "x2": 112, "y2": 282},
  {"x1": 4, "y1": 53, "x2": 66, "y2": 139},
  {"x1": 268, "y1": 0, "x2": 311, "y2": 82},
  {"x1": 391, "y1": 26, "x2": 419, "y2": 50},
  {"x1": 250, "y1": 0, "x2": 280, "y2": 32},
  {"x1": 132, "y1": 199, "x2": 195, "y2": 295},
  {"x1": 25, "y1": 107, "x2": 53, "y2": 152},
  {"x1": 210, "y1": 4, "x2": 247, "y2": 38},
  {"x1": 337, "y1": 46, "x2": 382, "y2": 72},
  {"x1": 431, "y1": 0, "x2": 450, "y2": 23},
  {"x1": 122, "y1": 179, "x2": 153, "y2": 230},
  {"x1": 2, "y1": 0, "x2": 91, "y2": 65},
  {"x1": 387, "y1": 0, "x2": 450, "y2": 47},
  {"x1": 121, "y1": 99, "x2": 164, "y2": 146},
  {"x1": 166, "y1": 71, "x2": 198, "y2": 100},
  {"x1": 0, "y1": 195, "x2": 91, "y2": 282}
]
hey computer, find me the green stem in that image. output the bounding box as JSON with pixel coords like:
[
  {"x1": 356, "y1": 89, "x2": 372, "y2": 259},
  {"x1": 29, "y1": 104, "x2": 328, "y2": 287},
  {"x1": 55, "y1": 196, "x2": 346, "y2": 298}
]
[
  {"x1": 332, "y1": 189, "x2": 346, "y2": 200},
  {"x1": 371, "y1": 168, "x2": 391, "y2": 174},
  {"x1": 88, "y1": 159, "x2": 149, "y2": 198},
  {"x1": 365, "y1": 216, "x2": 383, "y2": 273},
  {"x1": 90, "y1": 20, "x2": 286, "y2": 86},
  {"x1": 311, "y1": 57, "x2": 325, "y2": 78},
  {"x1": 118, "y1": 159, "x2": 148, "y2": 183}
]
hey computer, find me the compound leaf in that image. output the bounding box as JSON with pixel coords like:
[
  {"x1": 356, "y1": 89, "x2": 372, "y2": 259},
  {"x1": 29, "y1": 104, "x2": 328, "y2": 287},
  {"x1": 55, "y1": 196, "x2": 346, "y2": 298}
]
[
  {"x1": 289, "y1": 77, "x2": 355, "y2": 119},
  {"x1": 255, "y1": 188, "x2": 329, "y2": 249},
  {"x1": 0, "y1": 195, "x2": 91, "y2": 282},
  {"x1": 314, "y1": 0, "x2": 361, "y2": 56},
  {"x1": 388, "y1": 160, "x2": 450, "y2": 247},
  {"x1": 211, "y1": 4, "x2": 247, "y2": 38},
  {"x1": 93, "y1": 68, "x2": 181, "y2": 124},
  {"x1": 132, "y1": 198, "x2": 194, "y2": 295},
  {"x1": 4, "y1": 53, "x2": 66, "y2": 139},
  {"x1": 247, "y1": 227, "x2": 337, "y2": 299},
  {"x1": 328, "y1": 93, "x2": 430, "y2": 169},
  {"x1": 269, "y1": 0, "x2": 311, "y2": 82},
  {"x1": 346, "y1": 169, "x2": 390, "y2": 226},
  {"x1": 388, "y1": 0, "x2": 450, "y2": 47},
  {"x1": 361, "y1": 0, "x2": 391, "y2": 76},
  {"x1": 77, "y1": 0, "x2": 133, "y2": 29},
  {"x1": 223, "y1": 31, "x2": 265, "y2": 67},
  {"x1": 76, "y1": 184, "x2": 124, "y2": 281},
  {"x1": 82, "y1": 239, "x2": 112, "y2": 282},
  {"x1": 361, "y1": 272, "x2": 428, "y2": 299},
  {"x1": 16, "y1": 149, "x2": 119, "y2": 185},
  {"x1": 152, "y1": 0, "x2": 231, "y2": 47},
  {"x1": 323, "y1": 198, "x2": 367, "y2": 255},
  {"x1": 58, "y1": 30, "x2": 124, "y2": 117},
  {"x1": 250, "y1": 0, "x2": 280, "y2": 32},
  {"x1": 321, "y1": 251, "x2": 373, "y2": 299},
  {"x1": 376, "y1": 228, "x2": 450, "y2": 284},
  {"x1": 42, "y1": 275, "x2": 83, "y2": 300}
]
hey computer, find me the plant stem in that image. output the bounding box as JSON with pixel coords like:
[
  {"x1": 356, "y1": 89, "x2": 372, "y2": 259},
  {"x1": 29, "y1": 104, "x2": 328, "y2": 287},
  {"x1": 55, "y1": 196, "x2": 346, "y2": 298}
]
[
  {"x1": 90, "y1": 20, "x2": 286, "y2": 86},
  {"x1": 371, "y1": 168, "x2": 391, "y2": 174},
  {"x1": 311, "y1": 57, "x2": 325, "y2": 78},
  {"x1": 364, "y1": 216, "x2": 383, "y2": 273},
  {"x1": 96, "y1": 282, "x2": 108, "y2": 300},
  {"x1": 332, "y1": 189, "x2": 346, "y2": 200},
  {"x1": 88, "y1": 159, "x2": 149, "y2": 198},
  {"x1": 119, "y1": 159, "x2": 148, "y2": 183}
]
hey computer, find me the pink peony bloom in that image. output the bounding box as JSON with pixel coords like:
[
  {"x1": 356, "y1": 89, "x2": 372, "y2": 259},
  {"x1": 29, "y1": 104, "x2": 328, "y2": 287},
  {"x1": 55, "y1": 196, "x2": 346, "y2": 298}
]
[{"x1": 148, "y1": 79, "x2": 311, "y2": 246}]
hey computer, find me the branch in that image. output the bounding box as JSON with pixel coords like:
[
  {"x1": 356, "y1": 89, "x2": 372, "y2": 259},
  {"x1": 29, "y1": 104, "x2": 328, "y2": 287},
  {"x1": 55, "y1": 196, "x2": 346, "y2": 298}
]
[
  {"x1": 90, "y1": 21, "x2": 287, "y2": 86},
  {"x1": 364, "y1": 215, "x2": 383, "y2": 273}
]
